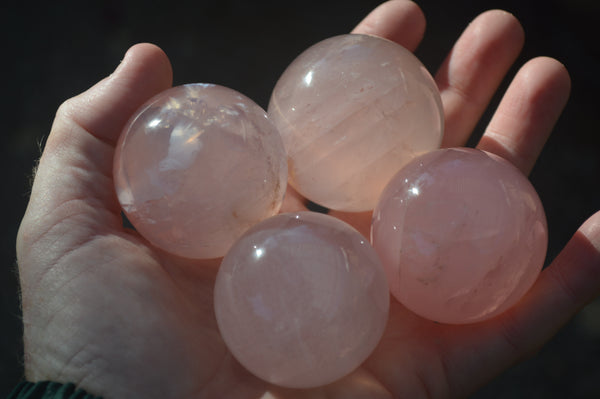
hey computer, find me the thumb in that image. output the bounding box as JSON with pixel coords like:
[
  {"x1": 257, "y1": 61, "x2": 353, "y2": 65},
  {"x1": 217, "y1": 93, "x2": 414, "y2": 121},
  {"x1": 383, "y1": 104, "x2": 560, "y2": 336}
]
[
  {"x1": 17, "y1": 43, "x2": 172, "y2": 265},
  {"x1": 57, "y1": 43, "x2": 173, "y2": 146}
]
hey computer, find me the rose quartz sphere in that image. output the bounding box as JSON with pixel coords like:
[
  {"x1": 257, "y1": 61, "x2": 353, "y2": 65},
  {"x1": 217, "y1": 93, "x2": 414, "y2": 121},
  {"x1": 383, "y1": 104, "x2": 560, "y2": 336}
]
[
  {"x1": 113, "y1": 84, "x2": 287, "y2": 259},
  {"x1": 214, "y1": 211, "x2": 389, "y2": 388},
  {"x1": 268, "y1": 34, "x2": 443, "y2": 212},
  {"x1": 371, "y1": 148, "x2": 547, "y2": 324}
]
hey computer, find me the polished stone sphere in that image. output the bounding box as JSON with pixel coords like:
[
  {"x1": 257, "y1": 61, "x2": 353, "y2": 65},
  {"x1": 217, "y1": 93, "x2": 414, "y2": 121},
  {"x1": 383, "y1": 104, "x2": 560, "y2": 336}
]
[
  {"x1": 268, "y1": 34, "x2": 444, "y2": 212},
  {"x1": 371, "y1": 148, "x2": 547, "y2": 324},
  {"x1": 113, "y1": 84, "x2": 287, "y2": 259},
  {"x1": 214, "y1": 211, "x2": 389, "y2": 388}
]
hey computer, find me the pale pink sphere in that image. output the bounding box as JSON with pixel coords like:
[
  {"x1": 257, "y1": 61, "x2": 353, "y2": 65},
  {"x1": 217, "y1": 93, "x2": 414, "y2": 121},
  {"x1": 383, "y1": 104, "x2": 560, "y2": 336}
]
[
  {"x1": 371, "y1": 148, "x2": 547, "y2": 324},
  {"x1": 268, "y1": 34, "x2": 443, "y2": 212},
  {"x1": 214, "y1": 211, "x2": 389, "y2": 388},
  {"x1": 113, "y1": 84, "x2": 287, "y2": 259}
]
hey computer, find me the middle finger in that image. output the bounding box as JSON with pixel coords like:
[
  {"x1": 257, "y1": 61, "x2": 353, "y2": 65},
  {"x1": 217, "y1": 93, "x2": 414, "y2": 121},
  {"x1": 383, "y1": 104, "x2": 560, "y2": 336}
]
[{"x1": 436, "y1": 10, "x2": 524, "y2": 148}]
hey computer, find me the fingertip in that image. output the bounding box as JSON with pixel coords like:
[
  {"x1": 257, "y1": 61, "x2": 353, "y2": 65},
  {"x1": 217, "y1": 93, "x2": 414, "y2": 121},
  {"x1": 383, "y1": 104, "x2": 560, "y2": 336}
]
[
  {"x1": 117, "y1": 43, "x2": 173, "y2": 88},
  {"x1": 61, "y1": 42, "x2": 173, "y2": 145},
  {"x1": 352, "y1": 0, "x2": 426, "y2": 52},
  {"x1": 478, "y1": 10, "x2": 525, "y2": 46},
  {"x1": 579, "y1": 211, "x2": 600, "y2": 253},
  {"x1": 520, "y1": 56, "x2": 571, "y2": 107}
]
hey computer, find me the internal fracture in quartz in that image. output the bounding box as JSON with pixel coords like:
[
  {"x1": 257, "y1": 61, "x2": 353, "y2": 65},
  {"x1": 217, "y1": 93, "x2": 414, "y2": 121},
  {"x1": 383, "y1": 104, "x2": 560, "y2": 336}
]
[
  {"x1": 113, "y1": 84, "x2": 287, "y2": 259},
  {"x1": 371, "y1": 148, "x2": 548, "y2": 324},
  {"x1": 268, "y1": 34, "x2": 444, "y2": 212},
  {"x1": 214, "y1": 212, "x2": 389, "y2": 388}
]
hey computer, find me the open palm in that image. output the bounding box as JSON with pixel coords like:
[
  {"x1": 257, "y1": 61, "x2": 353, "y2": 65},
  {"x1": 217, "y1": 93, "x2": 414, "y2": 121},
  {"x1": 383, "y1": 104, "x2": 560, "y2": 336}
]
[{"x1": 17, "y1": 1, "x2": 599, "y2": 398}]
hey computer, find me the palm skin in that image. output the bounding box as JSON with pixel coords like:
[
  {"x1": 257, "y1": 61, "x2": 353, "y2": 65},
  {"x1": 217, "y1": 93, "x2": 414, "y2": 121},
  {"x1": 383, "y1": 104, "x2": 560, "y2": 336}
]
[{"x1": 16, "y1": 1, "x2": 599, "y2": 398}]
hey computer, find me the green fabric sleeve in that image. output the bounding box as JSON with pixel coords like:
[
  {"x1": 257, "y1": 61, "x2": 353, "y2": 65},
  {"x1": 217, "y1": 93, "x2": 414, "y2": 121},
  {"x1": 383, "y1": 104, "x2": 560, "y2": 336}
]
[{"x1": 8, "y1": 381, "x2": 103, "y2": 399}]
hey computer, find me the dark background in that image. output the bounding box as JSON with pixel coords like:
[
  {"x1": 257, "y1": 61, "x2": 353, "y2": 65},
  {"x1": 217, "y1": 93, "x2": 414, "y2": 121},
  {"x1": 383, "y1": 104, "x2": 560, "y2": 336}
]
[{"x1": 2, "y1": 0, "x2": 599, "y2": 397}]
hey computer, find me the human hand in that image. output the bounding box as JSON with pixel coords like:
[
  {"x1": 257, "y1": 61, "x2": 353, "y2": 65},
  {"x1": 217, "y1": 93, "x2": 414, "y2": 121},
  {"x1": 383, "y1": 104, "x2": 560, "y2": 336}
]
[{"x1": 16, "y1": 1, "x2": 598, "y2": 398}]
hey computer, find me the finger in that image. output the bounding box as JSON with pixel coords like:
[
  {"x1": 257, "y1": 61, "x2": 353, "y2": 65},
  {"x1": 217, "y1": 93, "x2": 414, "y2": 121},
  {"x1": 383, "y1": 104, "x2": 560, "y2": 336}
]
[
  {"x1": 499, "y1": 211, "x2": 600, "y2": 358},
  {"x1": 477, "y1": 57, "x2": 571, "y2": 175},
  {"x1": 438, "y1": 211, "x2": 600, "y2": 396},
  {"x1": 54, "y1": 43, "x2": 173, "y2": 146},
  {"x1": 41, "y1": 43, "x2": 173, "y2": 195},
  {"x1": 436, "y1": 10, "x2": 524, "y2": 148},
  {"x1": 351, "y1": 0, "x2": 426, "y2": 52}
]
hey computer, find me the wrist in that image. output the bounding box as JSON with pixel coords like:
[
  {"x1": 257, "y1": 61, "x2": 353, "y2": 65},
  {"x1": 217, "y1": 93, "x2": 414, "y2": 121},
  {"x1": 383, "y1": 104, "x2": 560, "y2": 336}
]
[{"x1": 9, "y1": 381, "x2": 102, "y2": 399}]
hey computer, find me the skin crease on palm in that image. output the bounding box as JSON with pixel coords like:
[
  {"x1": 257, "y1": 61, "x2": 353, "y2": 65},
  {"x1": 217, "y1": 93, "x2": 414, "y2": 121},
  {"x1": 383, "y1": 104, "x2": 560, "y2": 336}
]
[{"x1": 15, "y1": 0, "x2": 599, "y2": 398}]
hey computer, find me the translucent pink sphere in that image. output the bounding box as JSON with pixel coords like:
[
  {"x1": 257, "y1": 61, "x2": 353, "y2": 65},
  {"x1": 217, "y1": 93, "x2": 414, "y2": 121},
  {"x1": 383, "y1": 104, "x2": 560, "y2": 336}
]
[
  {"x1": 113, "y1": 84, "x2": 287, "y2": 259},
  {"x1": 214, "y1": 212, "x2": 389, "y2": 388},
  {"x1": 268, "y1": 34, "x2": 444, "y2": 212},
  {"x1": 371, "y1": 148, "x2": 547, "y2": 324}
]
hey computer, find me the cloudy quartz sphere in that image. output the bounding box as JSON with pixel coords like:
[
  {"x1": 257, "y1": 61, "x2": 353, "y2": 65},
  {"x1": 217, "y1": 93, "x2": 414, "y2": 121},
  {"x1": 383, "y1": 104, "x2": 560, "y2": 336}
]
[
  {"x1": 371, "y1": 148, "x2": 548, "y2": 324},
  {"x1": 113, "y1": 84, "x2": 287, "y2": 259},
  {"x1": 214, "y1": 212, "x2": 389, "y2": 388},
  {"x1": 268, "y1": 34, "x2": 444, "y2": 211}
]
